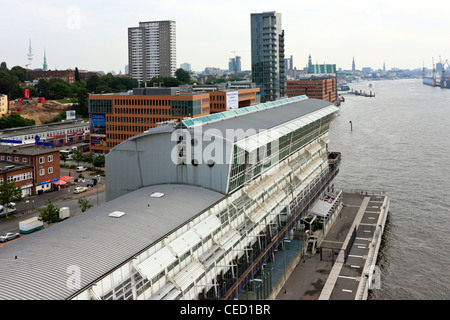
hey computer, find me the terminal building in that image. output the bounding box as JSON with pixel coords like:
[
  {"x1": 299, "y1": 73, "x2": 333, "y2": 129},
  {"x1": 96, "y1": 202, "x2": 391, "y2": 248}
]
[
  {"x1": 0, "y1": 95, "x2": 341, "y2": 300},
  {"x1": 0, "y1": 120, "x2": 90, "y2": 148}
]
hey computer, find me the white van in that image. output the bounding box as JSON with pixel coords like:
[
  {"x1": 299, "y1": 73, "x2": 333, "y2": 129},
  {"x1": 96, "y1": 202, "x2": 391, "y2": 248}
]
[{"x1": 76, "y1": 166, "x2": 87, "y2": 172}]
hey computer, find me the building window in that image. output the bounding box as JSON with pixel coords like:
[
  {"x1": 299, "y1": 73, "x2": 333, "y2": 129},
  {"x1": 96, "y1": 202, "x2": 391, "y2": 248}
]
[
  {"x1": 48, "y1": 167, "x2": 53, "y2": 174},
  {"x1": 14, "y1": 157, "x2": 19, "y2": 162},
  {"x1": 7, "y1": 156, "x2": 11, "y2": 161},
  {"x1": 40, "y1": 169, "x2": 45, "y2": 176},
  {"x1": 39, "y1": 157, "x2": 45, "y2": 164},
  {"x1": 48, "y1": 155, "x2": 53, "y2": 162},
  {"x1": 22, "y1": 157, "x2": 28, "y2": 163},
  {"x1": 0, "y1": 156, "x2": 4, "y2": 161}
]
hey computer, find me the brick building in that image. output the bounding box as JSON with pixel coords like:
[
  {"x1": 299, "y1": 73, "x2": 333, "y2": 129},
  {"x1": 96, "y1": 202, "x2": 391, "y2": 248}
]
[
  {"x1": 286, "y1": 77, "x2": 337, "y2": 103},
  {"x1": 0, "y1": 161, "x2": 34, "y2": 197},
  {"x1": 0, "y1": 146, "x2": 61, "y2": 196},
  {"x1": 28, "y1": 70, "x2": 76, "y2": 84}
]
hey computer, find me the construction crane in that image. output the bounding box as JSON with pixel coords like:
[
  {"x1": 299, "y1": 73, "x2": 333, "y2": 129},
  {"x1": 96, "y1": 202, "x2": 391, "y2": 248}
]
[{"x1": 439, "y1": 56, "x2": 448, "y2": 88}]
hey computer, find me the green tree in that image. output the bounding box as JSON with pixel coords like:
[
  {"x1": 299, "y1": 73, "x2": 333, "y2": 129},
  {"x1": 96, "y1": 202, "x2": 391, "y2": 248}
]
[
  {"x1": 75, "y1": 67, "x2": 81, "y2": 82},
  {"x1": 73, "y1": 86, "x2": 89, "y2": 117},
  {"x1": 36, "y1": 79, "x2": 51, "y2": 98},
  {"x1": 86, "y1": 74, "x2": 100, "y2": 92},
  {"x1": 0, "y1": 113, "x2": 35, "y2": 129},
  {"x1": 38, "y1": 199, "x2": 60, "y2": 224},
  {"x1": 78, "y1": 197, "x2": 93, "y2": 213},
  {"x1": 82, "y1": 153, "x2": 93, "y2": 163},
  {"x1": 72, "y1": 150, "x2": 84, "y2": 165},
  {"x1": 175, "y1": 68, "x2": 191, "y2": 84},
  {"x1": 49, "y1": 81, "x2": 71, "y2": 99},
  {"x1": 93, "y1": 154, "x2": 105, "y2": 167},
  {"x1": 10, "y1": 66, "x2": 28, "y2": 83},
  {"x1": 60, "y1": 152, "x2": 69, "y2": 165},
  {"x1": 0, "y1": 62, "x2": 6, "y2": 69},
  {"x1": 0, "y1": 180, "x2": 23, "y2": 219}
]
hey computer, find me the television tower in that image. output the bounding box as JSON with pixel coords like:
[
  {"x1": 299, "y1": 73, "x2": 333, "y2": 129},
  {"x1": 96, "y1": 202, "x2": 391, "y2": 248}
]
[{"x1": 26, "y1": 38, "x2": 34, "y2": 69}]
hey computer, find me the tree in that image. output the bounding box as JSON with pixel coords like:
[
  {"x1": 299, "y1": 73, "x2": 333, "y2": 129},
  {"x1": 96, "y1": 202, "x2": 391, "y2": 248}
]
[
  {"x1": 38, "y1": 199, "x2": 60, "y2": 224},
  {"x1": 60, "y1": 152, "x2": 69, "y2": 165},
  {"x1": 0, "y1": 180, "x2": 23, "y2": 219},
  {"x1": 93, "y1": 154, "x2": 105, "y2": 167},
  {"x1": 75, "y1": 67, "x2": 81, "y2": 82},
  {"x1": 49, "y1": 81, "x2": 71, "y2": 99},
  {"x1": 175, "y1": 68, "x2": 191, "y2": 84},
  {"x1": 78, "y1": 197, "x2": 93, "y2": 213},
  {"x1": 86, "y1": 74, "x2": 100, "y2": 92},
  {"x1": 73, "y1": 86, "x2": 89, "y2": 117},
  {"x1": 72, "y1": 150, "x2": 84, "y2": 165}
]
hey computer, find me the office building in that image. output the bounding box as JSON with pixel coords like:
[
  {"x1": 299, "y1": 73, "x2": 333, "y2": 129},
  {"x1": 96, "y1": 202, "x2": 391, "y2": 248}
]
[
  {"x1": 251, "y1": 11, "x2": 286, "y2": 102},
  {"x1": 128, "y1": 20, "x2": 176, "y2": 84},
  {"x1": 0, "y1": 95, "x2": 341, "y2": 300},
  {"x1": 180, "y1": 63, "x2": 191, "y2": 73},
  {"x1": 286, "y1": 77, "x2": 337, "y2": 103},
  {"x1": 229, "y1": 56, "x2": 241, "y2": 73},
  {"x1": 0, "y1": 94, "x2": 7, "y2": 115},
  {"x1": 88, "y1": 88, "x2": 211, "y2": 154}
]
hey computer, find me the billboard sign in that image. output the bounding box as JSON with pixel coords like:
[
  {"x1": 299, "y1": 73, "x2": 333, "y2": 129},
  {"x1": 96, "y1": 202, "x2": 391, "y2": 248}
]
[
  {"x1": 226, "y1": 91, "x2": 239, "y2": 110},
  {"x1": 66, "y1": 110, "x2": 76, "y2": 120},
  {"x1": 90, "y1": 113, "x2": 106, "y2": 137}
]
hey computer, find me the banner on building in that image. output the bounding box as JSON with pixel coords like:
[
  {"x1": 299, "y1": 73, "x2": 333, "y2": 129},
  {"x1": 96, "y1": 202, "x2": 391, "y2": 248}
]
[{"x1": 226, "y1": 91, "x2": 239, "y2": 110}]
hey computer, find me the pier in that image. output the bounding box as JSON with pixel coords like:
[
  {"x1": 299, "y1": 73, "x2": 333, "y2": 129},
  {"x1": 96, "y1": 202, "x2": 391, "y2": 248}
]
[
  {"x1": 348, "y1": 89, "x2": 375, "y2": 97},
  {"x1": 275, "y1": 190, "x2": 389, "y2": 300}
]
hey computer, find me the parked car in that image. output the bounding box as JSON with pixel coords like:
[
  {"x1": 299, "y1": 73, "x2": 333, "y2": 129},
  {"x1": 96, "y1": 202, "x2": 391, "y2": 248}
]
[
  {"x1": 87, "y1": 178, "x2": 98, "y2": 188},
  {"x1": 76, "y1": 166, "x2": 87, "y2": 172},
  {"x1": 73, "y1": 187, "x2": 87, "y2": 194},
  {"x1": 0, "y1": 232, "x2": 20, "y2": 243}
]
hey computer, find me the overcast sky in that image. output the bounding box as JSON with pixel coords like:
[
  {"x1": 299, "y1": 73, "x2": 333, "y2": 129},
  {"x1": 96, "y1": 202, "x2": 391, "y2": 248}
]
[{"x1": 1, "y1": 0, "x2": 449, "y2": 74}]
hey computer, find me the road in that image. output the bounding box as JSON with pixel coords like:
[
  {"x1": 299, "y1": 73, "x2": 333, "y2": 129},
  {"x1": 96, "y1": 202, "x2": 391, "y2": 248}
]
[{"x1": 0, "y1": 166, "x2": 106, "y2": 237}]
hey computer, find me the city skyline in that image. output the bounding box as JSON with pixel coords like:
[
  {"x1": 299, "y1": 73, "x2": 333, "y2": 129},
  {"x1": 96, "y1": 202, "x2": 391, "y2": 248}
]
[{"x1": 1, "y1": 0, "x2": 449, "y2": 74}]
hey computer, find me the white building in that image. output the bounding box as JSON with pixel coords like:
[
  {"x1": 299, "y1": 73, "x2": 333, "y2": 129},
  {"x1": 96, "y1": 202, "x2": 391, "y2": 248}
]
[
  {"x1": 128, "y1": 20, "x2": 177, "y2": 84},
  {"x1": 0, "y1": 96, "x2": 341, "y2": 300}
]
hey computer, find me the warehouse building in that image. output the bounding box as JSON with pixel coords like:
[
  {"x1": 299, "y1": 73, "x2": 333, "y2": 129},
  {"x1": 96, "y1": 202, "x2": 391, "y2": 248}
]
[{"x1": 0, "y1": 95, "x2": 341, "y2": 300}]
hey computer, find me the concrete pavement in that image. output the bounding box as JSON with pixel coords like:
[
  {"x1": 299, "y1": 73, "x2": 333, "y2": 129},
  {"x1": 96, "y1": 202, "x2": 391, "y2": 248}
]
[{"x1": 275, "y1": 191, "x2": 389, "y2": 300}]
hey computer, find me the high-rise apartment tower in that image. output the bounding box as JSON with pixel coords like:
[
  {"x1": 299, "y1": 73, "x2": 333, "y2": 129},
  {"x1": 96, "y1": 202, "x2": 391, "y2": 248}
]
[
  {"x1": 128, "y1": 20, "x2": 176, "y2": 84},
  {"x1": 250, "y1": 11, "x2": 286, "y2": 102}
]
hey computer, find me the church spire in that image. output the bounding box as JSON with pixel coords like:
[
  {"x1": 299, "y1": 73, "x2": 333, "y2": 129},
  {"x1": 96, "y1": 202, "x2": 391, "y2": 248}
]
[{"x1": 43, "y1": 49, "x2": 48, "y2": 71}]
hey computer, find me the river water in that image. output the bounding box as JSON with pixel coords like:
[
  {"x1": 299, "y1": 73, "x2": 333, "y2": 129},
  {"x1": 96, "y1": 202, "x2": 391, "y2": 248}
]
[{"x1": 328, "y1": 78, "x2": 450, "y2": 300}]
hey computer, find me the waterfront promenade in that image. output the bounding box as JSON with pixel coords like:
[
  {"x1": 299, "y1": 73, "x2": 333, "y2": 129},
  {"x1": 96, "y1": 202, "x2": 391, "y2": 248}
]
[{"x1": 275, "y1": 190, "x2": 389, "y2": 300}]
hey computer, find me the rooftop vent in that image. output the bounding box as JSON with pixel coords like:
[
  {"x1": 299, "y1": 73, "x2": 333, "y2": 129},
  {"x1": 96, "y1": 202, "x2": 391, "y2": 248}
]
[
  {"x1": 151, "y1": 192, "x2": 164, "y2": 198},
  {"x1": 108, "y1": 211, "x2": 125, "y2": 218}
]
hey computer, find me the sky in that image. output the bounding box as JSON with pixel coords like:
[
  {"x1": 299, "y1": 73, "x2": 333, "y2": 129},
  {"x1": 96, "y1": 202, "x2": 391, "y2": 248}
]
[{"x1": 1, "y1": 0, "x2": 450, "y2": 74}]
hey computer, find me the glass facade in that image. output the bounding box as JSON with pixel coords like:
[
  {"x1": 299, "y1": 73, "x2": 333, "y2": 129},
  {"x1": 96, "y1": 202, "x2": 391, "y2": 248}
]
[
  {"x1": 251, "y1": 12, "x2": 286, "y2": 102},
  {"x1": 171, "y1": 100, "x2": 202, "y2": 116},
  {"x1": 89, "y1": 99, "x2": 113, "y2": 114},
  {"x1": 228, "y1": 112, "x2": 333, "y2": 193}
]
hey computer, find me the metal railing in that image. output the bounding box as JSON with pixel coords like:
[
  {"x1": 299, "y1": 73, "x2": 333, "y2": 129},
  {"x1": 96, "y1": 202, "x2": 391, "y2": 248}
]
[{"x1": 214, "y1": 165, "x2": 340, "y2": 300}]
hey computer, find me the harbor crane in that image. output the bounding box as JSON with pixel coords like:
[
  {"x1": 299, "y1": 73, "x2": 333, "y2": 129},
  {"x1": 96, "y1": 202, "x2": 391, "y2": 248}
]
[{"x1": 439, "y1": 56, "x2": 448, "y2": 88}]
